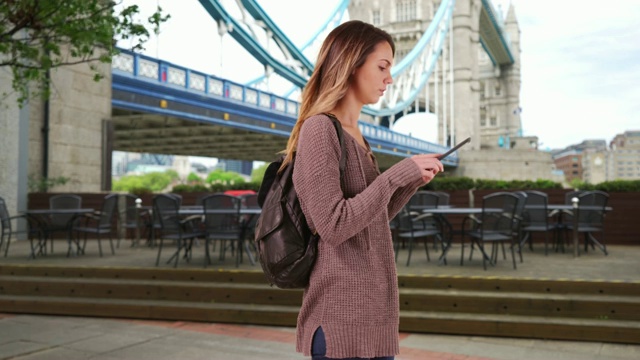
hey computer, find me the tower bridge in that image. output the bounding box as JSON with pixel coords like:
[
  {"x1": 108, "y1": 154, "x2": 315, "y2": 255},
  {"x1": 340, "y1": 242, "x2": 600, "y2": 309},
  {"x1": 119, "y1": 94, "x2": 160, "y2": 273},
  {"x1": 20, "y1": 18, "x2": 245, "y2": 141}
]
[{"x1": 1, "y1": 0, "x2": 530, "y2": 216}]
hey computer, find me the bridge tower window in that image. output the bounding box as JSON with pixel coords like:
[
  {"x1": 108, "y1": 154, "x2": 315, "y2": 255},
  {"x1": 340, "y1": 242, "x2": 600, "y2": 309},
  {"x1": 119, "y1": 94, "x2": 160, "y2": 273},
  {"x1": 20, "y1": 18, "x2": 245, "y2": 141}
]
[
  {"x1": 372, "y1": 9, "x2": 381, "y2": 25},
  {"x1": 396, "y1": 0, "x2": 417, "y2": 22},
  {"x1": 480, "y1": 108, "x2": 487, "y2": 127},
  {"x1": 490, "y1": 115, "x2": 497, "y2": 127}
]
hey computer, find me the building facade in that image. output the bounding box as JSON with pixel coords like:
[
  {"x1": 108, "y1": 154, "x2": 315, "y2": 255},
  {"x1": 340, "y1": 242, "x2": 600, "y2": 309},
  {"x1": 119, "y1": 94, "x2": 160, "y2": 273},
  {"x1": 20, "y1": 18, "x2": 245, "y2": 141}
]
[
  {"x1": 608, "y1": 130, "x2": 640, "y2": 180},
  {"x1": 553, "y1": 150, "x2": 584, "y2": 184}
]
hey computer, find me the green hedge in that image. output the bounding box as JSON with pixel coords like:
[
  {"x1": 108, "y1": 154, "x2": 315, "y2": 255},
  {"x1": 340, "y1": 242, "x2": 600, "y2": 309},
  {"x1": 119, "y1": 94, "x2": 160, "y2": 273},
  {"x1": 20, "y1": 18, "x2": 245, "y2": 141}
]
[
  {"x1": 422, "y1": 177, "x2": 640, "y2": 191},
  {"x1": 172, "y1": 182, "x2": 261, "y2": 193},
  {"x1": 572, "y1": 180, "x2": 640, "y2": 192},
  {"x1": 168, "y1": 178, "x2": 640, "y2": 193},
  {"x1": 421, "y1": 177, "x2": 563, "y2": 191}
]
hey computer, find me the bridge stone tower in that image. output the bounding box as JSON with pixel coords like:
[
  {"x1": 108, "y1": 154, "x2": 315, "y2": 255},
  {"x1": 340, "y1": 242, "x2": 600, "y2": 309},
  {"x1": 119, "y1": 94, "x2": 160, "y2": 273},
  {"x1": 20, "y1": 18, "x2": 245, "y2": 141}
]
[
  {"x1": 348, "y1": 0, "x2": 522, "y2": 151},
  {"x1": 0, "y1": 60, "x2": 111, "y2": 215}
]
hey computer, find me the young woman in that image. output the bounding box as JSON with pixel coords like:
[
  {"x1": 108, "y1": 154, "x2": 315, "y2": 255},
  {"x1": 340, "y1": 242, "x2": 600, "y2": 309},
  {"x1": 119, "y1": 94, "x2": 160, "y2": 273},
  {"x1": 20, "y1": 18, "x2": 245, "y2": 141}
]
[{"x1": 285, "y1": 20, "x2": 444, "y2": 360}]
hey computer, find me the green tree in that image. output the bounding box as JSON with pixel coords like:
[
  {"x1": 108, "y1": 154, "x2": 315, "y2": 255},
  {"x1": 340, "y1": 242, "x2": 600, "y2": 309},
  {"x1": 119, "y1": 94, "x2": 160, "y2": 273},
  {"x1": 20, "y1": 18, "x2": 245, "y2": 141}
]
[
  {"x1": 186, "y1": 172, "x2": 203, "y2": 184},
  {"x1": 1, "y1": 0, "x2": 170, "y2": 105},
  {"x1": 251, "y1": 163, "x2": 268, "y2": 184},
  {"x1": 112, "y1": 170, "x2": 177, "y2": 193},
  {"x1": 205, "y1": 170, "x2": 246, "y2": 186}
]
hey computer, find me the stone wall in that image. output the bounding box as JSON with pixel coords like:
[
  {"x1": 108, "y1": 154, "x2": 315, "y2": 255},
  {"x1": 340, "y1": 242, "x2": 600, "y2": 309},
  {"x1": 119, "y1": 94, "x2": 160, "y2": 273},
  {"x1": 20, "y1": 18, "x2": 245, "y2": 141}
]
[
  {"x1": 452, "y1": 149, "x2": 564, "y2": 182},
  {"x1": 29, "y1": 60, "x2": 112, "y2": 192},
  {"x1": 0, "y1": 67, "x2": 21, "y2": 213}
]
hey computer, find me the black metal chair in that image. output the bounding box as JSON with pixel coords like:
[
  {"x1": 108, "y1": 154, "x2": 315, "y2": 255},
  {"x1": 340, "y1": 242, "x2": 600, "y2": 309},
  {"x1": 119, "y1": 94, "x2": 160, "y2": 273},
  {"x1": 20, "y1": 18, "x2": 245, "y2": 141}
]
[
  {"x1": 148, "y1": 193, "x2": 183, "y2": 247},
  {"x1": 565, "y1": 190, "x2": 609, "y2": 255},
  {"x1": 202, "y1": 193, "x2": 244, "y2": 268},
  {"x1": 0, "y1": 196, "x2": 42, "y2": 258},
  {"x1": 521, "y1": 190, "x2": 557, "y2": 255},
  {"x1": 407, "y1": 191, "x2": 443, "y2": 251},
  {"x1": 72, "y1": 193, "x2": 119, "y2": 257},
  {"x1": 510, "y1": 190, "x2": 528, "y2": 263},
  {"x1": 434, "y1": 191, "x2": 450, "y2": 206},
  {"x1": 461, "y1": 192, "x2": 520, "y2": 270},
  {"x1": 395, "y1": 203, "x2": 444, "y2": 266},
  {"x1": 154, "y1": 194, "x2": 205, "y2": 267},
  {"x1": 240, "y1": 193, "x2": 260, "y2": 244},
  {"x1": 408, "y1": 190, "x2": 440, "y2": 212},
  {"x1": 46, "y1": 194, "x2": 82, "y2": 253}
]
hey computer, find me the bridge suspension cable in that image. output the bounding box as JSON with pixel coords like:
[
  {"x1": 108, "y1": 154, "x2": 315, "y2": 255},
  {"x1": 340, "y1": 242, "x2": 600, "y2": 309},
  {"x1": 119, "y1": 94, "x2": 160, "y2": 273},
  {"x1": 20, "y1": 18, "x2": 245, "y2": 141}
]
[{"x1": 204, "y1": 0, "x2": 455, "y2": 121}]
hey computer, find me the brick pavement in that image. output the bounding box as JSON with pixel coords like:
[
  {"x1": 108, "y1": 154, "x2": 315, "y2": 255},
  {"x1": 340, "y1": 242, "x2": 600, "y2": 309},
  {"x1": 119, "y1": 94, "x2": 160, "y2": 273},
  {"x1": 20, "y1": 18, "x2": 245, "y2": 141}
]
[{"x1": 2, "y1": 313, "x2": 639, "y2": 360}]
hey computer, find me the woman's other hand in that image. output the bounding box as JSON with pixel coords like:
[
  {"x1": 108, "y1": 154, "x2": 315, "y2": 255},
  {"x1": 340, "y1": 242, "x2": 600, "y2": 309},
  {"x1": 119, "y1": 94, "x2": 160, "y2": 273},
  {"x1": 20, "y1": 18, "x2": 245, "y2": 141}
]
[{"x1": 410, "y1": 154, "x2": 444, "y2": 183}]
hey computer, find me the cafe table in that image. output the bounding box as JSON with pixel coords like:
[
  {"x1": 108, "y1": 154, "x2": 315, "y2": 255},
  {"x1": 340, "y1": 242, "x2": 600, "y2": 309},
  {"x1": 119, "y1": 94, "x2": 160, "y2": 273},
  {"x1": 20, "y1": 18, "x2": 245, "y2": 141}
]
[
  {"x1": 420, "y1": 207, "x2": 502, "y2": 265},
  {"x1": 524, "y1": 204, "x2": 612, "y2": 257},
  {"x1": 22, "y1": 208, "x2": 95, "y2": 258}
]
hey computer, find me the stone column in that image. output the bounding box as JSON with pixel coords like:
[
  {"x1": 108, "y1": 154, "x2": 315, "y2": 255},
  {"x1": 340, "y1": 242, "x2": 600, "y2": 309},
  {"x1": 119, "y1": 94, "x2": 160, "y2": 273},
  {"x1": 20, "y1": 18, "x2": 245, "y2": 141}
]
[
  {"x1": 0, "y1": 68, "x2": 29, "y2": 233},
  {"x1": 0, "y1": 70, "x2": 21, "y2": 215},
  {"x1": 44, "y1": 60, "x2": 112, "y2": 192},
  {"x1": 451, "y1": 0, "x2": 482, "y2": 150}
]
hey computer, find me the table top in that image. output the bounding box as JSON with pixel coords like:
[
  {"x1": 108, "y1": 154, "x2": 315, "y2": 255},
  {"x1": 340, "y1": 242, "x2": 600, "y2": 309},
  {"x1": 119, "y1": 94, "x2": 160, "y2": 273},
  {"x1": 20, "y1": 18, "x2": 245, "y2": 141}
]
[
  {"x1": 177, "y1": 207, "x2": 261, "y2": 215},
  {"x1": 409, "y1": 205, "x2": 453, "y2": 211},
  {"x1": 526, "y1": 204, "x2": 613, "y2": 211},
  {"x1": 422, "y1": 207, "x2": 502, "y2": 215},
  {"x1": 23, "y1": 208, "x2": 95, "y2": 215}
]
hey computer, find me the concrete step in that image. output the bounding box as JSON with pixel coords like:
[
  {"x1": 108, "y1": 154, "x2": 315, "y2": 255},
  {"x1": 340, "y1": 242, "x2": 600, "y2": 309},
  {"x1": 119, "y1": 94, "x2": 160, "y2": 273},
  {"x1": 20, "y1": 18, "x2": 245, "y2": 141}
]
[
  {"x1": 1, "y1": 264, "x2": 639, "y2": 345},
  {"x1": 2, "y1": 275, "x2": 639, "y2": 321},
  {"x1": 4, "y1": 264, "x2": 638, "y2": 297},
  {"x1": 0, "y1": 294, "x2": 638, "y2": 344},
  {"x1": 0, "y1": 294, "x2": 298, "y2": 326}
]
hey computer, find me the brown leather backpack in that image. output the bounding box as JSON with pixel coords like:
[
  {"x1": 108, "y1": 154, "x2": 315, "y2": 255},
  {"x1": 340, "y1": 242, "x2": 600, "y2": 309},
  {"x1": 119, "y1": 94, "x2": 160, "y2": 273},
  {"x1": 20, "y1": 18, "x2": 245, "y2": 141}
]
[{"x1": 254, "y1": 114, "x2": 345, "y2": 289}]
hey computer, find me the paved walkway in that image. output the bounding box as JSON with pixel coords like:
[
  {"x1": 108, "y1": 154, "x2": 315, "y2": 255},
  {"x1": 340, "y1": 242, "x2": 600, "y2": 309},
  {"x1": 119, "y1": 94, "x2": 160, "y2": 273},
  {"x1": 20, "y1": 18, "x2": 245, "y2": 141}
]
[
  {"x1": 2, "y1": 240, "x2": 640, "y2": 359},
  {"x1": 3, "y1": 238, "x2": 640, "y2": 282},
  {"x1": 2, "y1": 312, "x2": 639, "y2": 360}
]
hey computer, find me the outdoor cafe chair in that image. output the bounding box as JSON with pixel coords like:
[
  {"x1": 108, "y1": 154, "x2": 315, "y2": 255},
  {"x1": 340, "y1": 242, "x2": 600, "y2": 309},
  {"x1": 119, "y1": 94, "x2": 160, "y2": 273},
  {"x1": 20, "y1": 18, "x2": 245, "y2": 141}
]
[
  {"x1": 45, "y1": 194, "x2": 82, "y2": 253},
  {"x1": 434, "y1": 191, "x2": 450, "y2": 206},
  {"x1": 521, "y1": 190, "x2": 558, "y2": 255},
  {"x1": 461, "y1": 192, "x2": 520, "y2": 270},
  {"x1": 407, "y1": 190, "x2": 443, "y2": 250},
  {"x1": 0, "y1": 196, "x2": 42, "y2": 257},
  {"x1": 510, "y1": 190, "x2": 528, "y2": 263},
  {"x1": 564, "y1": 190, "x2": 609, "y2": 255},
  {"x1": 72, "y1": 193, "x2": 119, "y2": 257},
  {"x1": 147, "y1": 192, "x2": 184, "y2": 247},
  {"x1": 240, "y1": 193, "x2": 260, "y2": 249},
  {"x1": 201, "y1": 193, "x2": 244, "y2": 268},
  {"x1": 471, "y1": 191, "x2": 526, "y2": 264},
  {"x1": 395, "y1": 203, "x2": 444, "y2": 266},
  {"x1": 154, "y1": 194, "x2": 205, "y2": 268}
]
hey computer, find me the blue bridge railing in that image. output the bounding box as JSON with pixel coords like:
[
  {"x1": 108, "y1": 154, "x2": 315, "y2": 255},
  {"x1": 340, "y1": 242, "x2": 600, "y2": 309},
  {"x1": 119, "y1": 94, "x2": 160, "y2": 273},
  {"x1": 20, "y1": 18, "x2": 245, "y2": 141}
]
[{"x1": 112, "y1": 47, "x2": 456, "y2": 163}]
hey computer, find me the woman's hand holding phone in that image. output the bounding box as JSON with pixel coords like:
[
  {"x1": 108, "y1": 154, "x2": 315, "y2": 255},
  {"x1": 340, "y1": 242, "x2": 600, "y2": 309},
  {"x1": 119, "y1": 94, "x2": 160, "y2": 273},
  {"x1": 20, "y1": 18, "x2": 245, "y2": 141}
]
[
  {"x1": 410, "y1": 154, "x2": 444, "y2": 183},
  {"x1": 410, "y1": 137, "x2": 470, "y2": 183}
]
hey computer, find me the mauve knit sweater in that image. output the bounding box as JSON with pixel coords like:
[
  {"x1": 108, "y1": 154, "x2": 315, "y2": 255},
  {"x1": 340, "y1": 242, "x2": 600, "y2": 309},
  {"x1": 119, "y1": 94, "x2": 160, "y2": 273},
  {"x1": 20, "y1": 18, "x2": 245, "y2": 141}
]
[{"x1": 293, "y1": 114, "x2": 424, "y2": 358}]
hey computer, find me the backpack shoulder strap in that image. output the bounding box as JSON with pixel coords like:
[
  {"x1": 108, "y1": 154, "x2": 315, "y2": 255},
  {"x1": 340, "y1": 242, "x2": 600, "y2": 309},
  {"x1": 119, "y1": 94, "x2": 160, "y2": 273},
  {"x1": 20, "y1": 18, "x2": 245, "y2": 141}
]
[{"x1": 324, "y1": 113, "x2": 347, "y2": 182}]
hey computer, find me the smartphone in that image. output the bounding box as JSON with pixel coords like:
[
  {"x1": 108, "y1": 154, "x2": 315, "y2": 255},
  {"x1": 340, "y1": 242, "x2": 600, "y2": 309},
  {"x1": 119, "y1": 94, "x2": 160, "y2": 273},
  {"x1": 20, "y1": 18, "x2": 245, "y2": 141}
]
[{"x1": 436, "y1": 137, "x2": 471, "y2": 160}]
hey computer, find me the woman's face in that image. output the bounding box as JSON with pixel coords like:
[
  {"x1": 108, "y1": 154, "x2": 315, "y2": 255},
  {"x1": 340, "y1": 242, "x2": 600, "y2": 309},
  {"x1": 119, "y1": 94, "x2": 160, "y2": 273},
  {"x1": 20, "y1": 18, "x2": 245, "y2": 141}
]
[{"x1": 351, "y1": 41, "x2": 394, "y2": 105}]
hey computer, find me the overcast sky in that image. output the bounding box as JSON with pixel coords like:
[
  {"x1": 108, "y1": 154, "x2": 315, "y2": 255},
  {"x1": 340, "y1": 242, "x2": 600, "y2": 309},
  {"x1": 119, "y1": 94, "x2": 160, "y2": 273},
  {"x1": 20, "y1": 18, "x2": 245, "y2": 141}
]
[{"x1": 120, "y1": 0, "x2": 639, "y2": 151}]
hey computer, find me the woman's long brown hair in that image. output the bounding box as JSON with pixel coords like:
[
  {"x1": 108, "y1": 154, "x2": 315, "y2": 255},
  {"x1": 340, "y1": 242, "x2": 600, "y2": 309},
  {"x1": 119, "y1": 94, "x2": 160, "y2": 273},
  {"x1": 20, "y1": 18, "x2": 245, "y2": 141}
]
[{"x1": 279, "y1": 20, "x2": 395, "y2": 171}]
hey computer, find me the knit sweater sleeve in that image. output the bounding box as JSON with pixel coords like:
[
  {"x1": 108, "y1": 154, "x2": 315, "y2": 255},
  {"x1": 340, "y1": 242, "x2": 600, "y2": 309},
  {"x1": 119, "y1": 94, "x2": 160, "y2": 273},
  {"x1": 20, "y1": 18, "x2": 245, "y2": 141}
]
[
  {"x1": 386, "y1": 177, "x2": 424, "y2": 220},
  {"x1": 293, "y1": 115, "x2": 423, "y2": 246}
]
